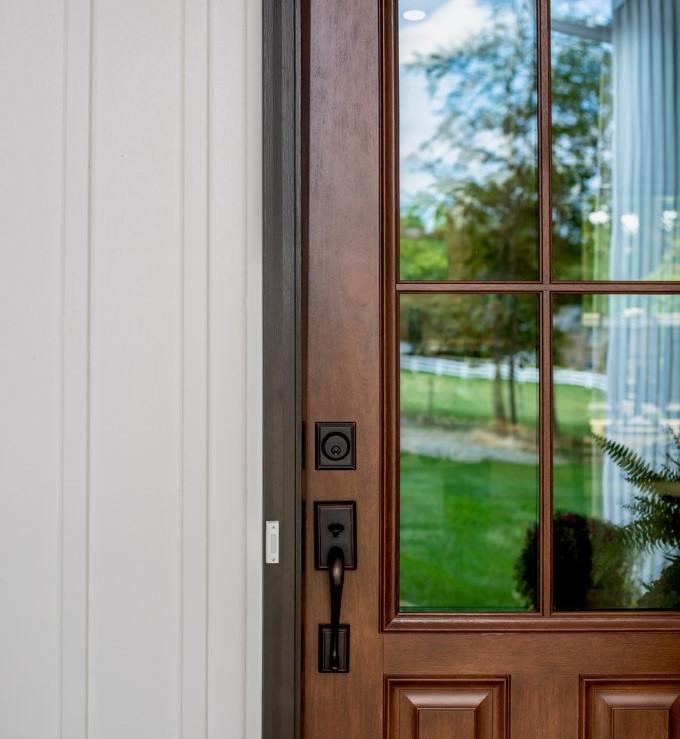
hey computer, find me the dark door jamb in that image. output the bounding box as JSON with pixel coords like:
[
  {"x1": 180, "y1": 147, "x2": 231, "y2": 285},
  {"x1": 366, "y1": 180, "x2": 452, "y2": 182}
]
[{"x1": 262, "y1": 0, "x2": 302, "y2": 736}]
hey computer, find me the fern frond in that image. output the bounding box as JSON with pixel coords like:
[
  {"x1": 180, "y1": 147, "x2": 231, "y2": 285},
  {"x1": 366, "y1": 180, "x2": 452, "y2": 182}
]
[
  {"x1": 594, "y1": 427, "x2": 680, "y2": 556},
  {"x1": 593, "y1": 434, "x2": 658, "y2": 487},
  {"x1": 594, "y1": 431, "x2": 680, "y2": 497},
  {"x1": 669, "y1": 427, "x2": 680, "y2": 456}
]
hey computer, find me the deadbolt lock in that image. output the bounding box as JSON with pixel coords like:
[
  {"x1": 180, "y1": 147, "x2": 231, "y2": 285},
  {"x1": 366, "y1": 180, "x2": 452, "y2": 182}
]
[{"x1": 315, "y1": 422, "x2": 356, "y2": 469}]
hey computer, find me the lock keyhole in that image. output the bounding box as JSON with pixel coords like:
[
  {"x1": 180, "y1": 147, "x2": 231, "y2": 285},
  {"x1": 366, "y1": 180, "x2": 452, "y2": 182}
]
[{"x1": 322, "y1": 433, "x2": 350, "y2": 461}]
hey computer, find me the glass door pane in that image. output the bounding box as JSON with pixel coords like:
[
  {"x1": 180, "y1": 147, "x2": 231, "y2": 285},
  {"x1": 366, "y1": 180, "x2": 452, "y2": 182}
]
[
  {"x1": 552, "y1": 293, "x2": 680, "y2": 609},
  {"x1": 391, "y1": 0, "x2": 679, "y2": 622},
  {"x1": 551, "y1": 0, "x2": 680, "y2": 281},
  {"x1": 398, "y1": 0, "x2": 539, "y2": 281},
  {"x1": 399, "y1": 294, "x2": 539, "y2": 611}
]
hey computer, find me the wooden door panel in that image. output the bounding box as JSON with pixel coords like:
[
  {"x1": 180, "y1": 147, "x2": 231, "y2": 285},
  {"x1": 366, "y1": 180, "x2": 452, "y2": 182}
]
[
  {"x1": 386, "y1": 678, "x2": 507, "y2": 739},
  {"x1": 384, "y1": 633, "x2": 680, "y2": 675},
  {"x1": 302, "y1": 0, "x2": 680, "y2": 734},
  {"x1": 418, "y1": 709, "x2": 476, "y2": 737},
  {"x1": 512, "y1": 674, "x2": 578, "y2": 739},
  {"x1": 584, "y1": 679, "x2": 680, "y2": 739},
  {"x1": 614, "y1": 712, "x2": 669, "y2": 739},
  {"x1": 303, "y1": 0, "x2": 382, "y2": 734}
]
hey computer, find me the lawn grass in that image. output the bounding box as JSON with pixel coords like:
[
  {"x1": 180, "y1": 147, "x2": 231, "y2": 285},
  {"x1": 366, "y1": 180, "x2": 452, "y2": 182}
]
[
  {"x1": 400, "y1": 370, "x2": 605, "y2": 441},
  {"x1": 398, "y1": 370, "x2": 604, "y2": 610},
  {"x1": 400, "y1": 452, "x2": 539, "y2": 610},
  {"x1": 399, "y1": 452, "x2": 596, "y2": 610},
  {"x1": 553, "y1": 453, "x2": 601, "y2": 518}
]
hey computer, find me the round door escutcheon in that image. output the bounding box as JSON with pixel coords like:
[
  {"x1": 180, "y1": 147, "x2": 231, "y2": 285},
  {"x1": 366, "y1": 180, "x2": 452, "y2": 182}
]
[{"x1": 321, "y1": 432, "x2": 350, "y2": 461}]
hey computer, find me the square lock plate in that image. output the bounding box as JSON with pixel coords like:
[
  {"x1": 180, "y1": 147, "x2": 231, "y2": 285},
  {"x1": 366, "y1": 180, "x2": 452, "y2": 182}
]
[{"x1": 315, "y1": 422, "x2": 356, "y2": 470}]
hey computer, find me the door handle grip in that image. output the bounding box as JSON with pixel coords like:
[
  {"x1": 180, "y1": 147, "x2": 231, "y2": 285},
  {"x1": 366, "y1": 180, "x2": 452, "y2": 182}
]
[{"x1": 328, "y1": 545, "x2": 345, "y2": 671}]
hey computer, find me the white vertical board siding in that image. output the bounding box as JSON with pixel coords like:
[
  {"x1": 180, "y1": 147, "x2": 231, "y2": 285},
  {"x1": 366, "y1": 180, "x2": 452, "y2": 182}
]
[
  {"x1": 208, "y1": 0, "x2": 247, "y2": 735},
  {"x1": 245, "y1": 0, "x2": 264, "y2": 734},
  {"x1": 61, "y1": 0, "x2": 92, "y2": 735},
  {"x1": 181, "y1": 0, "x2": 210, "y2": 736},
  {"x1": 88, "y1": 1, "x2": 183, "y2": 737},
  {"x1": 0, "y1": 0, "x2": 262, "y2": 736},
  {"x1": 0, "y1": 2, "x2": 64, "y2": 737}
]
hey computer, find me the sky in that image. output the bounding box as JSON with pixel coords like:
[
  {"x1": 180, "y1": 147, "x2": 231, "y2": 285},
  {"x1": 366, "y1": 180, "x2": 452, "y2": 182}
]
[
  {"x1": 397, "y1": 0, "x2": 613, "y2": 208},
  {"x1": 398, "y1": 0, "x2": 494, "y2": 202}
]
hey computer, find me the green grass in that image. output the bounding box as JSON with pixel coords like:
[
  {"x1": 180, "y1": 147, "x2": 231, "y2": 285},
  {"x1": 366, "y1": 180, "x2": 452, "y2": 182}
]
[
  {"x1": 553, "y1": 454, "x2": 601, "y2": 518},
  {"x1": 401, "y1": 371, "x2": 536, "y2": 428},
  {"x1": 399, "y1": 452, "x2": 598, "y2": 611},
  {"x1": 400, "y1": 452, "x2": 539, "y2": 610},
  {"x1": 398, "y1": 370, "x2": 605, "y2": 610},
  {"x1": 401, "y1": 370, "x2": 605, "y2": 441}
]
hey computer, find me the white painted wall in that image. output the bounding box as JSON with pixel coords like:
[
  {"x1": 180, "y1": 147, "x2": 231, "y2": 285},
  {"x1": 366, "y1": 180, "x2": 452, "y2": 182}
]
[{"x1": 0, "y1": 0, "x2": 262, "y2": 737}]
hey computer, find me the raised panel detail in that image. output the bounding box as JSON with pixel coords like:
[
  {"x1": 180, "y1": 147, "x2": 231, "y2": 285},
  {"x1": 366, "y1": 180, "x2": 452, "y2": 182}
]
[
  {"x1": 613, "y1": 709, "x2": 668, "y2": 739},
  {"x1": 418, "y1": 707, "x2": 476, "y2": 736},
  {"x1": 386, "y1": 678, "x2": 508, "y2": 739},
  {"x1": 583, "y1": 678, "x2": 680, "y2": 739}
]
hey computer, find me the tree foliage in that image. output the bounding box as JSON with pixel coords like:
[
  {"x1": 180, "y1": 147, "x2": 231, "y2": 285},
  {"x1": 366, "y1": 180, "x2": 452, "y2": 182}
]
[
  {"x1": 401, "y1": 1, "x2": 612, "y2": 281},
  {"x1": 400, "y1": 0, "x2": 613, "y2": 424}
]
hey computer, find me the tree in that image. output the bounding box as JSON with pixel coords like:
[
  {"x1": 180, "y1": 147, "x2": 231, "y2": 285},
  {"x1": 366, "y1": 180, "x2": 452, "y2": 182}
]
[
  {"x1": 401, "y1": 292, "x2": 537, "y2": 429},
  {"x1": 401, "y1": 0, "x2": 613, "y2": 424}
]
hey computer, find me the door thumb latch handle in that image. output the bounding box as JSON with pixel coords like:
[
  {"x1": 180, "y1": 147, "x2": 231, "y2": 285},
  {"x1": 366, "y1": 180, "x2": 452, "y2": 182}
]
[
  {"x1": 328, "y1": 545, "x2": 345, "y2": 671},
  {"x1": 314, "y1": 502, "x2": 355, "y2": 672}
]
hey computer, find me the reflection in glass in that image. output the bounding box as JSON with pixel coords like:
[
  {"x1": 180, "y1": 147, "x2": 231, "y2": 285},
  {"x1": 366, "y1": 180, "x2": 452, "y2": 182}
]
[
  {"x1": 399, "y1": 294, "x2": 539, "y2": 611},
  {"x1": 551, "y1": 0, "x2": 679, "y2": 280},
  {"x1": 552, "y1": 294, "x2": 680, "y2": 610},
  {"x1": 398, "y1": 0, "x2": 539, "y2": 281}
]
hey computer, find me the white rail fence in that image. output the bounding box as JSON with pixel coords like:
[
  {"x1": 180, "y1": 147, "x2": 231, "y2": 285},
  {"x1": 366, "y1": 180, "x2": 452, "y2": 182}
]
[{"x1": 400, "y1": 354, "x2": 608, "y2": 392}]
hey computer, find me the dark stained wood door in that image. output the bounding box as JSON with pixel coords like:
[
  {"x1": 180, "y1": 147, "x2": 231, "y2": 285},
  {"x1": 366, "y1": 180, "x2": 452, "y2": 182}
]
[{"x1": 302, "y1": 0, "x2": 680, "y2": 736}]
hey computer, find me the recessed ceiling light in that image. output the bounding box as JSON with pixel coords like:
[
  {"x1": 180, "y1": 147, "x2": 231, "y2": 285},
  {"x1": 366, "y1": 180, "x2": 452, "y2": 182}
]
[{"x1": 403, "y1": 9, "x2": 427, "y2": 21}]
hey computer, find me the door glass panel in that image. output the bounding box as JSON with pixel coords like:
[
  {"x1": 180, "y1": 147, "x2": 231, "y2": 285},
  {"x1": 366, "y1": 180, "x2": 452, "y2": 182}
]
[
  {"x1": 398, "y1": 0, "x2": 539, "y2": 281},
  {"x1": 552, "y1": 294, "x2": 680, "y2": 610},
  {"x1": 399, "y1": 294, "x2": 539, "y2": 611},
  {"x1": 551, "y1": 0, "x2": 680, "y2": 281}
]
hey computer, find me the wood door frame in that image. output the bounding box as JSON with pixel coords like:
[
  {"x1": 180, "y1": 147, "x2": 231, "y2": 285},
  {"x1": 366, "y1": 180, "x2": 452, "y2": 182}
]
[
  {"x1": 263, "y1": 0, "x2": 680, "y2": 734},
  {"x1": 262, "y1": 0, "x2": 303, "y2": 736}
]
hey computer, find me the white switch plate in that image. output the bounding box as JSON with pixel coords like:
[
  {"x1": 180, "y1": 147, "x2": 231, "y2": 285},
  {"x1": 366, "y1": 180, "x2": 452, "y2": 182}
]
[{"x1": 265, "y1": 521, "x2": 279, "y2": 564}]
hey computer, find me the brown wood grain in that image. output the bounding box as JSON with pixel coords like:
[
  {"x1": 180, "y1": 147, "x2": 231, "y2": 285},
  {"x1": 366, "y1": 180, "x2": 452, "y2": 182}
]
[
  {"x1": 384, "y1": 633, "x2": 680, "y2": 674},
  {"x1": 583, "y1": 678, "x2": 680, "y2": 739},
  {"x1": 302, "y1": 0, "x2": 680, "y2": 734},
  {"x1": 386, "y1": 678, "x2": 507, "y2": 739},
  {"x1": 418, "y1": 709, "x2": 476, "y2": 738},
  {"x1": 381, "y1": 0, "x2": 401, "y2": 631},
  {"x1": 303, "y1": 0, "x2": 383, "y2": 733}
]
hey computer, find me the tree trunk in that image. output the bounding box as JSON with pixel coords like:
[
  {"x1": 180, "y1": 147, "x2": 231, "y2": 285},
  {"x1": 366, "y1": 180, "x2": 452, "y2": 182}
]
[
  {"x1": 508, "y1": 352, "x2": 518, "y2": 426},
  {"x1": 508, "y1": 296, "x2": 518, "y2": 426},
  {"x1": 492, "y1": 310, "x2": 507, "y2": 428}
]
